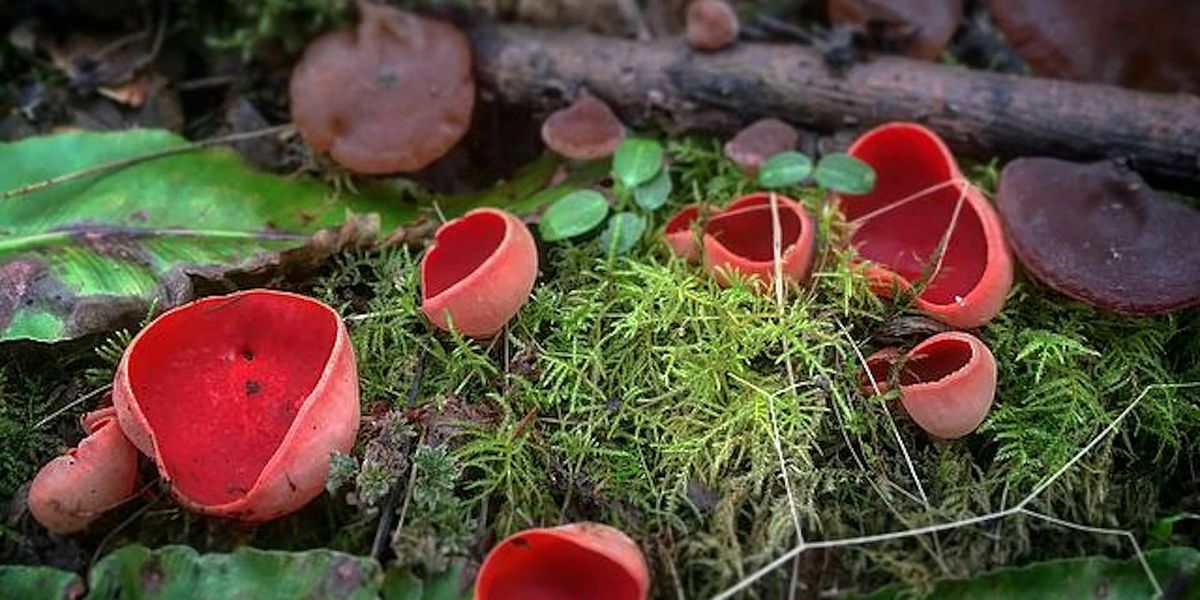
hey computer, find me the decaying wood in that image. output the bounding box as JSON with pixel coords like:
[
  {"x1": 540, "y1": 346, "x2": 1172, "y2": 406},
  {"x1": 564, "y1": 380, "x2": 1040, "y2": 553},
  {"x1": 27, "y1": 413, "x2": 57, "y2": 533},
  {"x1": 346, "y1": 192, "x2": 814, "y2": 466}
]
[{"x1": 471, "y1": 24, "x2": 1200, "y2": 190}]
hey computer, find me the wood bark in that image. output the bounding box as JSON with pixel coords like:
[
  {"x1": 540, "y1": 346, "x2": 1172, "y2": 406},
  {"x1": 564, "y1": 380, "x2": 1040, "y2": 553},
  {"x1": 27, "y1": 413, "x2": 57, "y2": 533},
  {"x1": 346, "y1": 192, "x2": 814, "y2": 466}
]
[{"x1": 470, "y1": 24, "x2": 1200, "y2": 190}]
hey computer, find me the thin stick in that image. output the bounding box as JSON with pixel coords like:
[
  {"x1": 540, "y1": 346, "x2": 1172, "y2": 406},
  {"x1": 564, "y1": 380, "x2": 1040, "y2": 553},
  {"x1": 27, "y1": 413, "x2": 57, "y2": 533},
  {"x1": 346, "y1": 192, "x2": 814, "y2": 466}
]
[
  {"x1": 711, "y1": 381, "x2": 1196, "y2": 599},
  {"x1": 35, "y1": 384, "x2": 113, "y2": 429},
  {"x1": 846, "y1": 178, "x2": 966, "y2": 228},
  {"x1": 1017, "y1": 508, "x2": 1161, "y2": 597},
  {"x1": 2, "y1": 125, "x2": 295, "y2": 201},
  {"x1": 370, "y1": 349, "x2": 428, "y2": 560}
]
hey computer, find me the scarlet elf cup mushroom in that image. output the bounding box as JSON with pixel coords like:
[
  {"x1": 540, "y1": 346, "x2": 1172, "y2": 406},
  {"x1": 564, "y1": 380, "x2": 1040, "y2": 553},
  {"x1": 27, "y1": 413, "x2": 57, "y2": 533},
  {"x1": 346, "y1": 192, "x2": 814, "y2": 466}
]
[
  {"x1": 29, "y1": 290, "x2": 360, "y2": 532},
  {"x1": 836, "y1": 122, "x2": 1013, "y2": 328},
  {"x1": 476, "y1": 522, "x2": 651, "y2": 600},
  {"x1": 421, "y1": 207, "x2": 538, "y2": 338}
]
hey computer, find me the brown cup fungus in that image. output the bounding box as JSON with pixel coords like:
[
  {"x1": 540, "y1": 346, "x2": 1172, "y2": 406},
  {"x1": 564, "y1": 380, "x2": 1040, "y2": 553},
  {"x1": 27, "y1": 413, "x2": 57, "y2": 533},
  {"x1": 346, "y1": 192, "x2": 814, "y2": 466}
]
[
  {"x1": 723, "y1": 118, "x2": 800, "y2": 175},
  {"x1": 289, "y1": 1, "x2": 475, "y2": 174},
  {"x1": 541, "y1": 94, "x2": 626, "y2": 161},
  {"x1": 996, "y1": 158, "x2": 1200, "y2": 315},
  {"x1": 686, "y1": 0, "x2": 739, "y2": 51},
  {"x1": 827, "y1": 0, "x2": 962, "y2": 61}
]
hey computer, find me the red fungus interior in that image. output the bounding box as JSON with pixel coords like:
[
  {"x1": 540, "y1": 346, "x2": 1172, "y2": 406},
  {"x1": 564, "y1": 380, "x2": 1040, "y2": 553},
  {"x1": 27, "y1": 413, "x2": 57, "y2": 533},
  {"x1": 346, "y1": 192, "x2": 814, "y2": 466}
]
[
  {"x1": 127, "y1": 293, "x2": 337, "y2": 506},
  {"x1": 706, "y1": 204, "x2": 802, "y2": 262},
  {"x1": 423, "y1": 212, "x2": 507, "y2": 299},
  {"x1": 665, "y1": 205, "x2": 701, "y2": 235},
  {"x1": 841, "y1": 128, "x2": 988, "y2": 304},
  {"x1": 897, "y1": 338, "x2": 972, "y2": 386},
  {"x1": 481, "y1": 532, "x2": 640, "y2": 600}
]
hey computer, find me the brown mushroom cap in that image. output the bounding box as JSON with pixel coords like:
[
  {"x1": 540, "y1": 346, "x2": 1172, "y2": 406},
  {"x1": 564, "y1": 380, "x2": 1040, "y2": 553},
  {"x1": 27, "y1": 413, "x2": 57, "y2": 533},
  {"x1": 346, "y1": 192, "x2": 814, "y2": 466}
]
[
  {"x1": 686, "y1": 0, "x2": 739, "y2": 51},
  {"x1": 289, "y1": 1, "x2": 475, "y2": 174},
  {"x1": 723, "y1": 118, "x2": 800, "y2": 175},
  {"x1": 540, "y1": 94, "x2": 626, "y2": 161},
  {"x1": 987, "y1": 0, "x2": 1200, "y2": 93},
  {"x1": 996, "y1": 158, "x2": 1200, "y2": 315},
  {"x1": 827, "y1": 0, "x2": 962, "y2": 61}
]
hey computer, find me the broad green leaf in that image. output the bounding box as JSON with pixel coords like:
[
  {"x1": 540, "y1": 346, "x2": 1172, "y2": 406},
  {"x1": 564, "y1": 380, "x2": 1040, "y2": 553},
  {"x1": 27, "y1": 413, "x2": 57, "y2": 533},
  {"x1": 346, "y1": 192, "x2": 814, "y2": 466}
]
[
  {"x1": 0, "y1": 564, "x2": 83, "y2": 600},
  {"x1": 814, "y1": 153, "x2": 876, "y2": 194},
  {"x1": 599, "y1": 212, "x2": 647, "y2": 255},
  {"x1": 612, "y1": 138, "x2": 662, "y2": 189},
  {"x1": 0, "y1": 130, "x2": 418, "y2": 344},
  {"x1": 633, "y1": 167, "x2": 672, "y2": 211},
  {"x1": 858, "y1": 547, "x2": 1200, "y2": 600},
  {"x1": 539, "y1": 189, "x2": 610, "y2": 241},
  {"x1": 381, "y1": 563, "x2": 469, "y2": 600},
  {"x1": 86, "y1": 545, "x2": 382, "y2": 599},
  {"x1": 757, "y1": 151, "x2": 813, "y2": 189}
]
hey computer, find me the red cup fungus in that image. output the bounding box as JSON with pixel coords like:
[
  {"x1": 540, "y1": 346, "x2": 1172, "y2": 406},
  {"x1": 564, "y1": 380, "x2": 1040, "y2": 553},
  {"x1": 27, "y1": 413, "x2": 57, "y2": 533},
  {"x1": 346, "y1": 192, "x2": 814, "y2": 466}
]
[
  {"x1": 112, "y1": 289, "x2": 359, "y2": 522},
  {"x1": 476, "y1": 522, "x2": 650, "y2": 600},
  {"x1": 996, "y1": 158, "x2": 1200, "y2": 315},
  {"x1": 665, "y1": 194, "x2": 817, "y2": 291},
  {"x1": 836, "y1": 122, "x2": 1012, "y2": 328},
  {"x1": 863, "y1": 331, "x2": 997, "y2": 440},
  {"x1": 289, "y1": 1, "x2": 475, "y2": 174},
  {"x1": 421, "y1": 208, "x2": 538, "y2": 338},
  {"x1": 685, "y1": 0, "x2": 739, "y2": 51},
  {"x1": 29, "y1": 407, "x2": 138, "y2": 534},
  {"x1": 827, "y1": 0, "x2": 962, "y2": 61},
  {"x1": 723, "y1": 118, "x2": 801, "y2": 176},
  {"x1": 541, "y1": 93, "x2": 626, "y2": 161}
]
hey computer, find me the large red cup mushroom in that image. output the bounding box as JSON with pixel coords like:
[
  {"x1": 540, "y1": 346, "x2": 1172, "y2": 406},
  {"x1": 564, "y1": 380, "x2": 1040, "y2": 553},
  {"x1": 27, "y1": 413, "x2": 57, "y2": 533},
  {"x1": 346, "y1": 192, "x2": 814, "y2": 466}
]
[
  {"x1": 664, "y1": 194, "x2": 817, "y2": 291},
  {"x1": 113, "y1": 290, "x2": 359, "y2": 522},
  {"x1": 28, "y1": 407, "x2": 138, "y2": 534},
  {"x1": 863, "y1": 331, "x2": 997, "y2": 439},
  {"x1": 836, "y1": 122, "x2": 1012, "y2": 328},
  {"x1": 476, "y1": 522, "x2": 650, "y2": 600},
  {"x1": 421, "y1": 207, "x2": 538, "y2": 338}
]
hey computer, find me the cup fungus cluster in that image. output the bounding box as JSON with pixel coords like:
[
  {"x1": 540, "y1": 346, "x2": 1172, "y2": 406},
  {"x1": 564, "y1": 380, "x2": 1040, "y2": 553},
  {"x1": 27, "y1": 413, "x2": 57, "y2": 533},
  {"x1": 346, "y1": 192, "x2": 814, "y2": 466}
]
[
  {"x1": 29, "y1": 290, "x2": 360, "y2": 532},
  {"x1": 665, "y1": 193, "x2": 817, "y2": 292},
  {"x1": 476, "y1": 522, "x2": 650, "y2": 600},
  {"x1": 289, "y1": 1, "x2": 475, "y2": 173},
  {"x1": 420, "y1": 207, "x2": 539, "y2": 338}
]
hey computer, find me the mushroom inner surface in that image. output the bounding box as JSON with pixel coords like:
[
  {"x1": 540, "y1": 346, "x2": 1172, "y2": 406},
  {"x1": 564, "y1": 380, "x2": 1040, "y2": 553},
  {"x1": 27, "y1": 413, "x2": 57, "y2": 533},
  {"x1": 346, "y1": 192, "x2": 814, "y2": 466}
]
[
  {"x1": 898, "y1": 338, "x2": 972, "y2": 386},
  {"x1": 423, "y1": 212, "x2": 507, "y2": 299},
  {"x1": 484, "y1": 533, "x2": 639, "y2": 600},
  {"x1": 842, "y1": 130, "x2": 987, "y2": 304},
  {"x1": 706, "y1": 205, "x2": 802, "y2": 262},
  {"x1": 127, "y1": 293, "x2": 337, "y2": 505},
  {"x1": 665, "y1": 205, "x2": 701, "y2": 235}
]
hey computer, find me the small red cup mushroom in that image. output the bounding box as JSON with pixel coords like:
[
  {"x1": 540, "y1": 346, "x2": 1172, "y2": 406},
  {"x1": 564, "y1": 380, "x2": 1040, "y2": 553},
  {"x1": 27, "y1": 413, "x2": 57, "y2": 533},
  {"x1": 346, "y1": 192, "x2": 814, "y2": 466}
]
[
  {"x1": 476, "y1": 522, "x2": 650, "y2": 600},
  {"x1": 28, "y1": 406, "x2": 138, "y2": 534},
  {"x1": 421, "y1": 208, "x2": 538, "y2": 338},
  {"x1": 686, "y1": 0, "x2": 740, "y2": 51},
  {"x1": 862, "y1": 331, "x2": 997, "y2": 439},
  {"x1": 836, "y1": 122, "x2": 1013, "y2": 328},
  {"x1": 703, "y1": 193, "x2": 817, "y2": 291},
  {"x1": 664, "y1": 203, "x2": 703, "y2": 262},
  {"x1": 541, "y1": 94, "x2": 626, "y2": 161},
  {"x1": 112, "y1": 289, "x2": 359, "y2": 522}
]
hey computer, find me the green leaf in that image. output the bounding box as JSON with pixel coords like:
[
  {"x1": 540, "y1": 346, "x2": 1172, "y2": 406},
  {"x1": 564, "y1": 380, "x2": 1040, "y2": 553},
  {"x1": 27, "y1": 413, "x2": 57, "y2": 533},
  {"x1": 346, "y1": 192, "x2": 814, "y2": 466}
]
[
  {"x1": 1148, "y1": 512, "x2": 1199, "y2": 548},
  {"x1": 539, "y1": 189, "x2": 610, "y2": 241},
  {"x1": 599, "y1": 212, "x2": 647, "y2": 255},
  {"x1": 0, "y1": 130, "x2": 418, "y2": 344},
  {"x1": 857, "y1": 547, "x2": 1200, "y2": 600},
  {"x1": 612, "y1": 137, "x2": 663, "y2": 189},
  {"x1": 86, "y1": 545, "x2": 382, "y2": 599},
  {"x1": 814, "y1": 153, "x2": 876, "y2": 194},
  {"x1": 0, "y1": 564, "x2": 83, "y2": 600},
  {"x1": 757, "y1": 151, "x2": 813, "y2": 189},
  {"x1": 633, "y1": 167, "x2": 672, "y2": 211}
]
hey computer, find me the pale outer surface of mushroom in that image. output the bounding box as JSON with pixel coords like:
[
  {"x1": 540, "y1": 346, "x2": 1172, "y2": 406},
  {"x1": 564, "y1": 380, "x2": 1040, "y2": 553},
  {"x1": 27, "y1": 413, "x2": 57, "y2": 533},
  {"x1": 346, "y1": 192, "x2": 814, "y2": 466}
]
[
  {"x1": 686, "y1": 0, "x2": 739, "y2": 51},
  {"x1": 723, "y1": 118, "x2": 800, "y2": 175},
  {"x1": 540, "y1": 94, "x2": 626, "y2": 160},
  {"x1": 289, "y1": 2, "x2": 475, "y2": 174}
]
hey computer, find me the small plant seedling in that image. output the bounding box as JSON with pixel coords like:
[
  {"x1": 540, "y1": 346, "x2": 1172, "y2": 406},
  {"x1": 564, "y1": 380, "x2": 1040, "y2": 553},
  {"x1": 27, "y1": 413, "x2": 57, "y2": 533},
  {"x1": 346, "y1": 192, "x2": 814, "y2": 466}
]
[
  {"x1": 756, "y1": 150, "x2": 875, "y2": 194},
  {"x1": 539, "y1": 137, "x2": 672, "y2": 255}
]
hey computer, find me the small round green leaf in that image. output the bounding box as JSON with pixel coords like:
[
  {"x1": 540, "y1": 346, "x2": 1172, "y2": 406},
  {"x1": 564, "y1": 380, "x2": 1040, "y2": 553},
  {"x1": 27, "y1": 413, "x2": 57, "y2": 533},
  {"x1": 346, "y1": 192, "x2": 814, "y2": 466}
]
[
  {"x1": 599, "y1": 212, "x2": 647, "y2": 255},
  {"x1": 814, "y1": 153, "x2": 877, "y2": 194},
  {"x1": 539, "y1": 189, "x2": 610, "y2": 241},
  {"x1": 612, "y1": 137, "x2": 663, "y2": 189},
  {"x1": 633, "y1": 167, "x2": 672, "y2": 211},
  {"x1": 757, "y1": 151, "x2": 813, "y2": 189}
]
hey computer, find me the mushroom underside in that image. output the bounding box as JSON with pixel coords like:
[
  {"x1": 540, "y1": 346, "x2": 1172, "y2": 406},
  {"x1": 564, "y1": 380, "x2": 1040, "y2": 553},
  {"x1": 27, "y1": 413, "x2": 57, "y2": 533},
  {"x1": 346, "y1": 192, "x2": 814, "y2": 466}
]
[{"x1": 126, "y1": 294, "x2": 337, "y2": 506}]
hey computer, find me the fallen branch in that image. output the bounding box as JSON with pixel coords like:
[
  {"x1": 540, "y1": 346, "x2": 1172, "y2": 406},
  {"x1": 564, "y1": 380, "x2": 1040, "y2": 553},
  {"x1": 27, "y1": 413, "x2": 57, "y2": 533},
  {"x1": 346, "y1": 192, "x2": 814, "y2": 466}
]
[{"x1": 471, "y1": 25, "x2": 1200, "y2": 191}]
